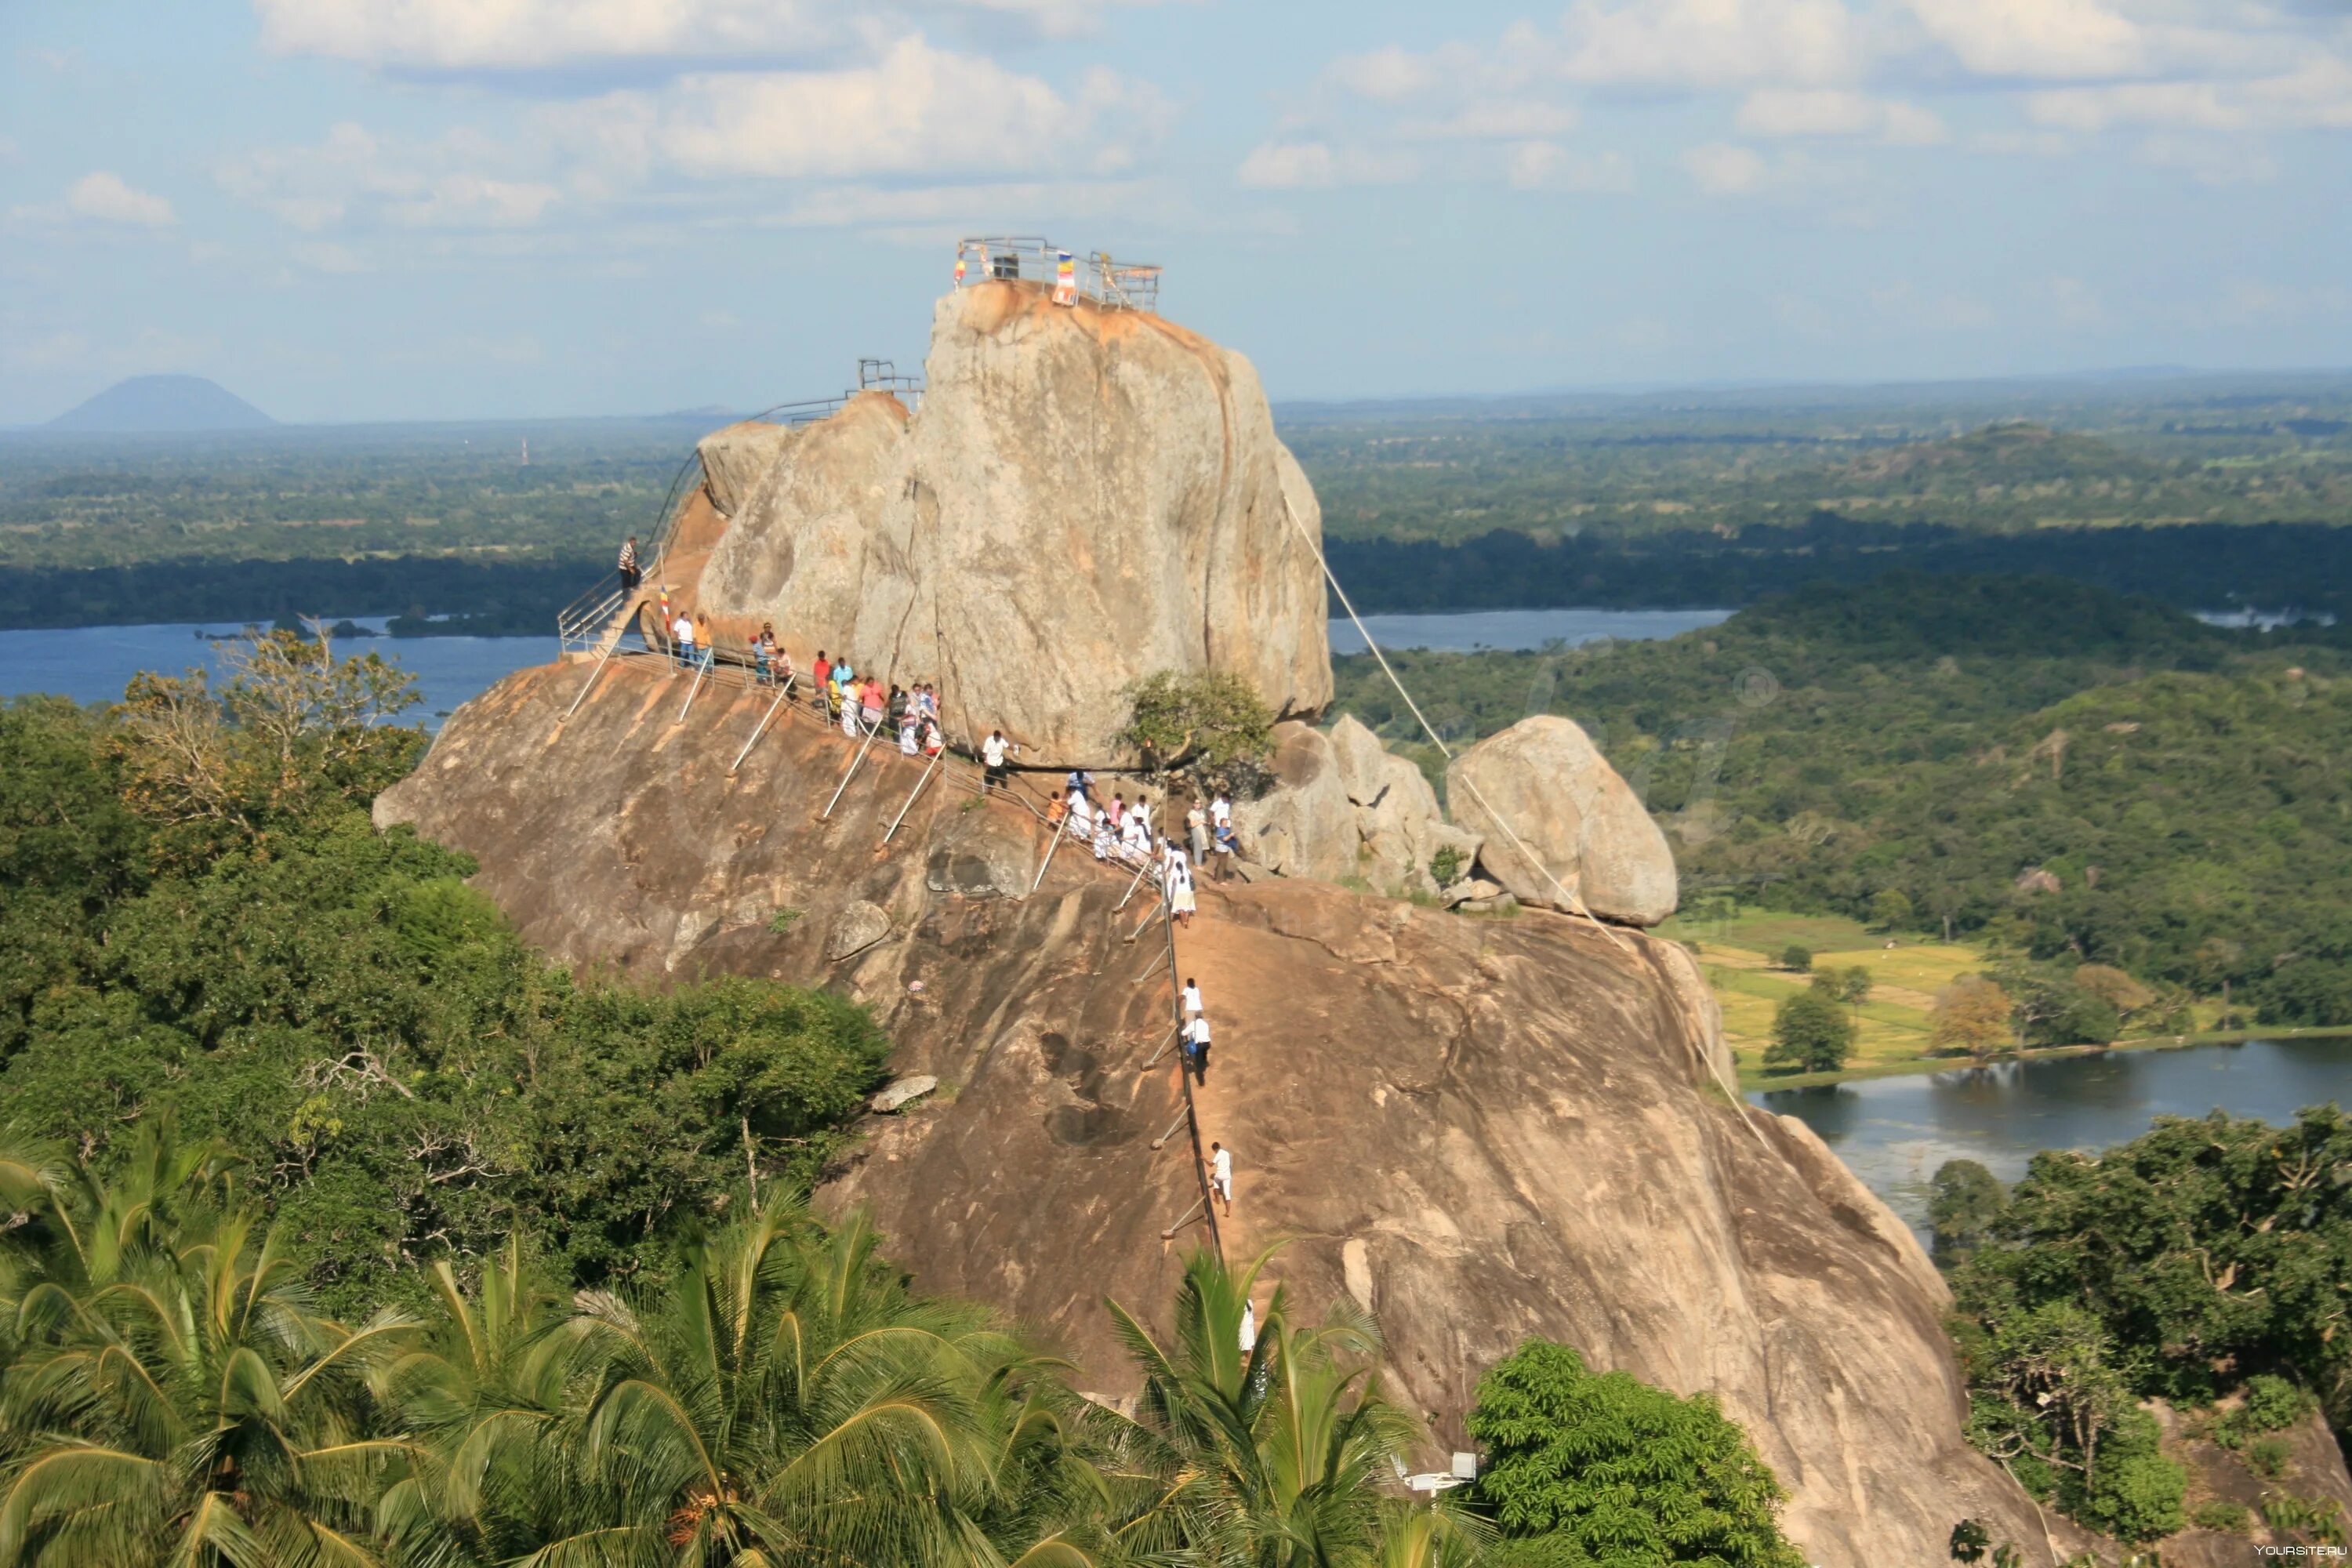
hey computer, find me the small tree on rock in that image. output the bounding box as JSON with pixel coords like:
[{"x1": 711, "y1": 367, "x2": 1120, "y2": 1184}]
[{"x1": 1116, "y1": 670, "x2": 1276, "y2": 797}]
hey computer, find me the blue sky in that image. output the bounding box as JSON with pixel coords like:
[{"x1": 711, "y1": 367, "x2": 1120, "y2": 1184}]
[{"x1": 3, "y1": 0, "x2": 2348, "y2": 423}]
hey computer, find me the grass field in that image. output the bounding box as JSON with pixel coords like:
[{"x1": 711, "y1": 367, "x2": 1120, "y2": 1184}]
[{"x1": 1653, "y1": 908, "x2": 1990, "y2": 1079}]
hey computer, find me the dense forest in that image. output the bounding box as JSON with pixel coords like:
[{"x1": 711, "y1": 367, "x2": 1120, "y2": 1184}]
[
  {"x1": 1332, "y1": 575, "x2": 2352, "y2": 1025},
  {"x1": 1932, "y1": 1110, "x2": 2352, "y2": 1548},
  {"x1": 0, "y1": 647, "x2": 1817, "y2": 1566},
  {"x1": 6, "y1": 373, "x2": 2351, "y2": 630}
]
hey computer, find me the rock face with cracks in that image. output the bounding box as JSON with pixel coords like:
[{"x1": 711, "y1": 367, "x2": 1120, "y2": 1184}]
[
  {"x1": 668, "y1": 282, "x2": 1331, "y2": 763},
  {"x1": 376, "y1": 657, "x2": 2088, "y2": 1568},
  {"x1": 1447, "y1": 713, "x2": 1679, "y2": 927}
]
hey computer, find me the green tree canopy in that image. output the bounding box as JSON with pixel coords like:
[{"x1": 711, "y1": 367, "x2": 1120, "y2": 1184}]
[
  {"x1": 1466, "y1": 1339, "x2": 1803, "y2": 1568},
  {"x1": 1117, "y1": 669, "x2": 1277, "y2": 795},
  {"x1": 1763, "y1": 988, "x2": 1853, "y2": 1075}
]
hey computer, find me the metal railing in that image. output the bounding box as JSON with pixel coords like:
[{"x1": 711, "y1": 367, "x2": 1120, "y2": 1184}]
[
  {"x1": 953, "y1": 238, "x2": 1161, "y2": 313},
  {"x1": 556, "y1": 358, "x2": 930, "y2": 660},
  {"x1": 858, "y1": 358, "x2": 924, "y2": 407}
]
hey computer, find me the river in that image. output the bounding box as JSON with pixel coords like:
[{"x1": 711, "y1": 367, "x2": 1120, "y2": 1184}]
[
  {"x1": 1753, "y1": 1037, "x2": 2352, "y2": 1240},
  {"x1": 0, "y1": 608, "x2": 1734, "y2": 726}
]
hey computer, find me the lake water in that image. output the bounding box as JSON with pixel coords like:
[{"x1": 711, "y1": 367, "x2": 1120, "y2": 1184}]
[
  {"x1": 1328, "y1": 608, "x2": 1732, "y2": 654},
  {"x1": 0, "y1": 620, "x2": 548, "y2": 728},
  {"x1": 0, "y1": 609, "x2": 1730, "y2": 721},
  {"x1": 1754, "y1": 1037, "x2": 2352, "y2": 1240}
]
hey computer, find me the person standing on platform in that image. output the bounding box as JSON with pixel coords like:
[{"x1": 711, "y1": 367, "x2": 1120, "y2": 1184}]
[
  {"x1": 618, "y1": 535, "x2": 641, "y2": 594},
  {"x1": 982, "y1": 729, "x2": 1011, "y2": 793}
]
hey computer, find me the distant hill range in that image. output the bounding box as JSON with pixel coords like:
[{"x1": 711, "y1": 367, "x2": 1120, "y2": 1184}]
[{"x1": 45, "y1": 375, "x2": 276, "y2": 433}]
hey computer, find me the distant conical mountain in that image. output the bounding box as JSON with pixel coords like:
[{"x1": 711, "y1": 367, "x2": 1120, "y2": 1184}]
[{"x1": 46, "y1": 375, "x2": 276, "y2": 433}]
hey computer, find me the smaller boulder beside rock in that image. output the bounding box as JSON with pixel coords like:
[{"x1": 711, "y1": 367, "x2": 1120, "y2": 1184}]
[
  {"x1": 869, "y1": 1074, "x2": 940, "y2": 1114},
  {"x1": 826, "y1": 899, "x2": 895, "y2": 960},
  {"x1": 1445, "y1": 715, "x2": 1678, "y2": 927},
  {"x1": 1230, "y1": 722, "x2": 1358, "y2": 883}
]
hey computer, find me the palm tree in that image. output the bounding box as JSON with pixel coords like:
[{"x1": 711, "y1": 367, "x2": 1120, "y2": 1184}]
[
  {"x1": 414, "y1": 1200, "x2": 1108, "y2": 1567},
  {"x1": 1105, "y1": 1247, "x2": 1438, "y2": 1567},
  {"x1": 0, "y1": 1120, "x2": 420, "y2": 1567}
]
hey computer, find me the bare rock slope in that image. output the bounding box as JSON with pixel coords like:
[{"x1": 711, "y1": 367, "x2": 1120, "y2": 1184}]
[
  {"x1": 378, "y1": 659, "x2": 2071, "y2": 1566},
  {"x1": 672, "y1": 282, "x2": 1331, "y2": 761}
]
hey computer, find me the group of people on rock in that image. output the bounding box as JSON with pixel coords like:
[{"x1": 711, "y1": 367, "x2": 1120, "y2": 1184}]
[
  {"x1": 807, "y1": 649, "x2": 947, "y2": 757},
  {"x1": 1047, "y1": 774, "x2": 1239, "y2": 894}
]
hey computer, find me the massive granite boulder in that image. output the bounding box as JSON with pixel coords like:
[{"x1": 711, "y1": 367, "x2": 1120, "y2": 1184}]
[
  {"x1": 376, "y1": 657, "x2": 2082, "y2": 1566},
  {"x1": 674, "y1": 282, "x2": 1331, "y2": 762},
  {"x1": 1446, "y1": 714, "x2": 1679, "y2": 926}
]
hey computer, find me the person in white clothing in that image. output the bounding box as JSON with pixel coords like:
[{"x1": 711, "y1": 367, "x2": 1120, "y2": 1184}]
[
  {"x1": 1239, "y1": 1301, "x2": 1256, "y2": 1353},
  {"x1": 1185, "y1": 1013, "x2": 1212, "y2": 1082},
  {"x1": 672, "y1": 612, "x2": 696, "y2": 670},
  {"x1": 1210, "y1": 792, "x2": 1232, "y2": 830},
  {"x1": 1207, "y1": 1141, "x2": 1233, "y2": 1217},
  {"x1": 981, "y1": 729, "x2": 1011, "y2": 793},
  {"x1": 1181, "y1": 978, "x2": 1203, "y2": 1018},
  {"x1": 1168, "y1": 855, "x2": 1197, "y2": 926}
]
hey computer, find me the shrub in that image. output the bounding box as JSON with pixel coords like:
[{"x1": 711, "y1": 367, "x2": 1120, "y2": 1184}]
[
  {"x1": 2246, "y1": 1436, "x2": 2292, "y2": 1479},
  {"x1": 2189, "y1": 1499, "x2": 2251, "y2": 1533},
  {"x1": 2070, "y1": 1407, "x2": 2186, "y2": 1544},
  {"x1": 1429, "y1": 844, "x2": 1465, "y2": 887},
  {"x1": 1468, "y1": 1339, "x2": 1806, "y2": 1568}
]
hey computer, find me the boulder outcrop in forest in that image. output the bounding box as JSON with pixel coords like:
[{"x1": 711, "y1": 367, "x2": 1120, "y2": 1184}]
[{"x1": 377, "y1": 662, "x2": 2079, "y2": 1566}]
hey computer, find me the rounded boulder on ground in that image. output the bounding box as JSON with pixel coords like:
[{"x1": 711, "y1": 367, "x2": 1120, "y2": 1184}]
[{"x1": 1444, "y1": 713, "x2": 1678, "y2": 926}]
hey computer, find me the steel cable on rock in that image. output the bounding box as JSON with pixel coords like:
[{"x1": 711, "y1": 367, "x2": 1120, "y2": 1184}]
[{"x1": 1272, "y1": 491, "x2": 1769, "y2": 1146}]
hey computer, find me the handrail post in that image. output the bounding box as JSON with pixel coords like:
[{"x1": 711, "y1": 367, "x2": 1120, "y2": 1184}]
[
  {"x1": 1027, "y1": 811, "x2": 1069, "y2": 895},
  {"x1": 1112, "y1": 851, "x2": 1153, "y2": 913},
  {"x1": 562, "y1": 640, "x2": 618, "y2": 722},
  {"x1": 729, "y1": 682, "x2": 791, "y2": 775},
  {"x1": 884, "y1": 749, "x2": 943, "y2": 843},
  {"x1": 675, "y1": 651, "x2": 713, "y2": 724},
  {"x1": 820, "y1": 713, "x2": 885, "y2": 821}
]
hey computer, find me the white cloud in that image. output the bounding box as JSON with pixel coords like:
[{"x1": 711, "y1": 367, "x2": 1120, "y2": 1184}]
[
  {"x1": 1507, "y1": 141, "x2": 1635, "y2": 191},
  {"x1": 253, "y1": 0, "x2": 1146, "y2": 68},
  {"x1": 1737, "y1": 88, "x2": 1946, "y2": 142},
  {"x1": 1403, "y1": 101, "x2": 1581, "y2": 141},
  {"x1": 1326, "y1": 44, "x2": 1447, "y2": 103},
  {"x1": 1559, "y1": 0, "x2": 1866, "y2": 89},
  {"x1": 1680, "y1": 140, "x2": 1769, "y2": 192},
  {"x1": 67, "y1": 171, "x2": 176, "y2": 227},
  {"x1": 561, "y1": 40, "x2": 1165, "y2": 181},
  {"x1": 1904, "y1": 0, "x2": 2143, "y2": 78},
  {"x1": 220, "y1": 123, "x2": 558, "y2": 230},
  {"x1": 1236, "y1": 140, "x2": 1419, "y2": 189},
  {"x1": 2027, "y1": 81, "x2": 2241, "y2": 131},
  {"x1": 2136, "y1": 132, "x2": 2277, "y2": 184},
  {"x1": 295, "y1": 241, "x2": 372, "y2": 273},
  {"x1": 2247, "y1": 56, "x2": 2352, "y2": 129}
]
